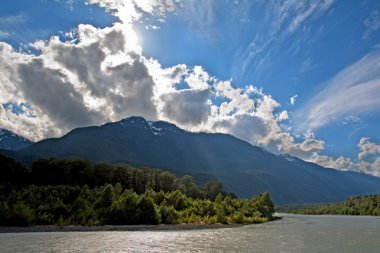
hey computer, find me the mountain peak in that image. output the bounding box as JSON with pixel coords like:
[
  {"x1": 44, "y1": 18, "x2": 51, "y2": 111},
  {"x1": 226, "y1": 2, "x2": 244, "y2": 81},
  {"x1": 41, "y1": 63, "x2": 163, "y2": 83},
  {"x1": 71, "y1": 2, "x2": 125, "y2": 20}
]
[
  {"x1": 119, "y1": 116, "x2": 148, "y2": 126},
  {"x1": 117, "y1": 116, "x2": 184, "y2": 135},
  {"x1": 150, "y1": 120, "x2": 184, "y2": 133},
  {"x1": 0, "y1": 128, "x2": 33, "y2": 151}
]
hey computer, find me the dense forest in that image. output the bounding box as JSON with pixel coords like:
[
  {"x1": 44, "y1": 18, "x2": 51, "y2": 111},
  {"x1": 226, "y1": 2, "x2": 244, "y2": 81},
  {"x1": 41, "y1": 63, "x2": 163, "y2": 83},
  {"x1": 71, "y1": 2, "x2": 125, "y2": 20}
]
[
  {"x1": 283, "y1": 194, "x2": 380, "y2": 216},
  {"x1": 0, "y1": 154, "x2": 275, "y2": 226}
]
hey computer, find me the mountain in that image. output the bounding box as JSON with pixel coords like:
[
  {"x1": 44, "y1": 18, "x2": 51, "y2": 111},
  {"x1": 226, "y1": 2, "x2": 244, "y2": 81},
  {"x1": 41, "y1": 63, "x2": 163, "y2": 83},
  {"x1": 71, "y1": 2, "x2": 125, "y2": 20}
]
[
  {"x1": 10, "y1": 116, "x2": 380, "y2": 205},
  {"x1": 0, "y1": 128, "x2": 33, "y2": 151}
]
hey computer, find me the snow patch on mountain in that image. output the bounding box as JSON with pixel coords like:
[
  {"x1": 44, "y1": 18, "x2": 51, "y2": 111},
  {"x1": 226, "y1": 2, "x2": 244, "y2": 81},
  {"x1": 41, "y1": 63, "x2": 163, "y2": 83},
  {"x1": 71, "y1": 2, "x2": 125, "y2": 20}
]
[{"x1": 0, "y1": 128, "x2": 33, "y2": 150}]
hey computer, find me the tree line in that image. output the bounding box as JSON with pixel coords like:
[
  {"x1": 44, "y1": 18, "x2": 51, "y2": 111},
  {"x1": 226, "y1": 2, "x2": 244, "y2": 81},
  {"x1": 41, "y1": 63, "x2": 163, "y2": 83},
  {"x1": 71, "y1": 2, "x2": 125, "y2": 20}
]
[
  {"x1": 283, "y1": 194, "x2": 380, "y2": 216},
  {"x1": 0, "y1": 154, "x2": 226, "y2": 199},
  {"x1": 0, "y1": 154, "x2": 275, "y2": 226}
]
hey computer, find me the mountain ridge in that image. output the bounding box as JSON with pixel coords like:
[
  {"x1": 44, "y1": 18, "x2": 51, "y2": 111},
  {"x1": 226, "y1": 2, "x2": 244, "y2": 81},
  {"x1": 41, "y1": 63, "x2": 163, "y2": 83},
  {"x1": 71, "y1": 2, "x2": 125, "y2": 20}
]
[{"x1": 6, "y1": 116, "x2": 380, "y2": 205}]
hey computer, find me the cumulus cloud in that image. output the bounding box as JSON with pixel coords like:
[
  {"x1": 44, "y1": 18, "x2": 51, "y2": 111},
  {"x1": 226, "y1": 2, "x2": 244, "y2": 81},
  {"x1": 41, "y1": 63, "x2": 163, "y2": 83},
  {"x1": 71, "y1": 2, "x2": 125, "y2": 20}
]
[
  {"x1": 160, "y1": 89, "x2": 211, "y2": 126},
  {"x1": 4, "y1": 1, "x2": 177, "y2": 132},
  {"x1": 277, "y1": 110, "x2": 289, "y2": 121},
  {"x1": 358, "y1": 137, "x2": 380, "y2": 160},
  {"x1": 87, "y1": 0, "x2": 180, "y2": 24},
  {"x1": 0, "y1": 14, "x2": 160, "y2": 139},
  {"x1": 305, "y1": 138, "x2": 380, "y2": 177},
  {"x1": 185, "y1": 66, "x2": 212, "y2": 90},
  {"x1": 211, "y1": 114, "x2": 270, "y2": 146},
  {"x1": 17, "y1": 58, "x2": 103, "y2": 128},
  {"x1": 310, "y1": 154, "x2": 354, "y2": 171}
]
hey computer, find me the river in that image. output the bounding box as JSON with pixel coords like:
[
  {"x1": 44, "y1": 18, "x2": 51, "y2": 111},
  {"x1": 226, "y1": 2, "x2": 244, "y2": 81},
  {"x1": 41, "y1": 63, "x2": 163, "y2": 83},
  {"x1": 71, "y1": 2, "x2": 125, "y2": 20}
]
[{"x1": 1, "y1": 214, "x2": 379, "y2": 252}]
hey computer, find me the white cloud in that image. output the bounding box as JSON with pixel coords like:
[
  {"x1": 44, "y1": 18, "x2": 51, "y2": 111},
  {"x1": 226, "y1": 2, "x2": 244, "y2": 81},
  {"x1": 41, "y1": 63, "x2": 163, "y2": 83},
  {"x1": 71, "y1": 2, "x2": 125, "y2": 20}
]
[
  {"x1": 146, "y1": 59, "x2": 188, "y2": 96},
  {"x1": 300, "y1": 57, "x2": 316, "y2": 73},
  {"x1": 0, "y1": 13, "x2": 27, "y2": 24},
  {"x1": 363, "y1": 10, "x2": 380, "y2": 38},
  {"x1": 234, "y1": 0, "x2": 335, "y2": 82},
  {"x1": 278, "y1": 110, "x2": 289, "y2": 121},
  {"x1": 288, "y1": 2, "x2": 318, "y2": 34},
  {"x1": 299, "y1": 138, "x2": 325, "y2": 152},
  {"x1": 290, "y1": 94, "x2": 298, "y2": 106},
  {"x1": 160, "y1": 89, "x2": 211, "y2": 126},
  {"x1": 179, "y1": 0, "x2": 218, "y2": 41},
  {"x1": 295, "y1": 50, "x2": 380, "y2": 131},
  {"x1": 0, "y1": 13, "x2": 28, "y2": 42},
  {"x1": 303, "y1": 138, "x2": 380, "y2": 177},
  {"x1": 185, "y1": 66, "x2": 211, "y2": 90},
  {"x1": 342, "y1": 115, "x2": 367, "y2": 135},
  {"x1": 214, "y1": 80, "x2": 256, "y2": 116},
  {"x1": 287, "y1": 0, "x2": 334, "y2": 34},
  {"x1": 358, "y1": 137, "x2": 380, "y2": 161},
  {"x1": 0, "y1": 10, "x2": 358, "y2": 174},
  {"x1": 54, "y1": 0, "x2": 76, "y2": 11},
  {"x1": 343, "y1": 115, "x2": 362, "y2": 125},
  {"x1": 87, "y1": 0, "x2": 180, "y2": 24},
  {"x1": 1, "y1": 0, "x2": 380, "y2": 177},
  {"x1": 0, "y1": 31, "x2": 10, "y2": 38},
  {"x1": 303, "y1": 129, "x2": 315, "y2": 139},
  {"x1": 0, "y1": 6, "x2": 159, "y2": 140},
  {"x1": 211, "y1": 114, "x2": 270, "y2": 146},
  {"x1": 145, "y1": 25, "x2": 160, "y2": 30},
  {"x1": 310, "y1": 154, "x2": 354, "y2": 171}
]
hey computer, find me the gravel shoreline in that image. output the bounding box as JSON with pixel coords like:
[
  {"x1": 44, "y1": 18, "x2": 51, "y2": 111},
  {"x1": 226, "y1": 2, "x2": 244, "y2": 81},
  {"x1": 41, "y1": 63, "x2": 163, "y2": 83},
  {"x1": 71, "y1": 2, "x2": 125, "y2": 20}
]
[{"x1": 0, "y1": 223, "x2": 243, "y2": 233}]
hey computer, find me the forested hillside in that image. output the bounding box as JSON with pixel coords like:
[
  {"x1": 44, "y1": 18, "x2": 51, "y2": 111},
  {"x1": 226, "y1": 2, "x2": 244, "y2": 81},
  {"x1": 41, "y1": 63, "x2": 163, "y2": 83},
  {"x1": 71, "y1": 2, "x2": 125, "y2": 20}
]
[
  {"x1": 284, "y1": 194, "x2": 380, "y2": 216},
  {"x1": 0, "y1": 154, "x2": 275, "y2": 226}
]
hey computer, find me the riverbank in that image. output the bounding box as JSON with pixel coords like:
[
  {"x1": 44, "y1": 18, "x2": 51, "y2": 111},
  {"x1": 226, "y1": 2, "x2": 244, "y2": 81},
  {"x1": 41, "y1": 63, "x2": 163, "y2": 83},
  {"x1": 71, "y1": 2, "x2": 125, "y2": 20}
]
[
  {"x1": 1, "y1": 214, "x2": 378, "y2": 252},
  {"x1": 0, "y1": 223, "x2": 245, "y2": 233}
]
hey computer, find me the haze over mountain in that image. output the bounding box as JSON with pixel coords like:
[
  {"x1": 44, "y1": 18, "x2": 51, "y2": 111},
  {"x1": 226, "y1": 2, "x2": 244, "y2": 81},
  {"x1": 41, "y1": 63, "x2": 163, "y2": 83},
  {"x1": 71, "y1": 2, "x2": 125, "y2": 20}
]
[
  {"x1": 0, "y1": 128, "x2": 33, "y2": 151},
  {"x1": 10, "y1": 117, "x2": 380, "y2": 205}
]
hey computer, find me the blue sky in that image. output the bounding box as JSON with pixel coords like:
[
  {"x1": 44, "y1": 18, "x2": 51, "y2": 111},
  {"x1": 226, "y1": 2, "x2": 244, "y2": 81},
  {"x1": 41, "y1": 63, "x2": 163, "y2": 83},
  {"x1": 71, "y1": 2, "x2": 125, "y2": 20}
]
[{"x1": 1, "y1": 0, "x2": 380, "y2": 175}]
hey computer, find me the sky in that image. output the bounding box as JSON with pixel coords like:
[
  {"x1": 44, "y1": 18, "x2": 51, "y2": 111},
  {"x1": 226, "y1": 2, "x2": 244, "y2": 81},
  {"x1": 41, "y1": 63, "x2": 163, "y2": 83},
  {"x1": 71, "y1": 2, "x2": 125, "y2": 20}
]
[{"x1": 1, "y1": 0, "x2": 380, "y2": 176}]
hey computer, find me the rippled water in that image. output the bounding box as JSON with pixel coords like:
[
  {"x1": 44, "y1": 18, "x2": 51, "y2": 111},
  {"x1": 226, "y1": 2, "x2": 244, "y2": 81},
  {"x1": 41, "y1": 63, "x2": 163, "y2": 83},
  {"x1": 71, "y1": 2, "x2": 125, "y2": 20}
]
[{"x1": 1, "y1": 214, "x2": 380, "y2": 252}]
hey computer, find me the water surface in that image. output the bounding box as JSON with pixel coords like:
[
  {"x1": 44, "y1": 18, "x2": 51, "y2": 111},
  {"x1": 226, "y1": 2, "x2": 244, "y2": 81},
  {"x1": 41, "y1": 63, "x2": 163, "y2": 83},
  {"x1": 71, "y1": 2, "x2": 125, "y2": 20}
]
[{"x1": 1, "y1": 214, "x2": 379, "y2": 252}]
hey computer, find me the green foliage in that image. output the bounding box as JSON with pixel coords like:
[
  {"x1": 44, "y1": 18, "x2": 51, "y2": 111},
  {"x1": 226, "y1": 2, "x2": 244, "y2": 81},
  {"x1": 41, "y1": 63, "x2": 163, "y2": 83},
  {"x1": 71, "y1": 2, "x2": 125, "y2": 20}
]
[
  {"x1": 216, "y1": 209, "x2": 228, "y2": 224},
  {"x1": 0, "y1": 155, "x2": 233, "y2": 200},
  {"x1": 106, "y1": 190, "x2": 139, "y2": 225},
  {"x1": 137, "y1": 196, "x2": 160, "y2": 225},
  {"x1": 4, "y1": 202, "x2": 35, "y2": 226},
  {"x1": 166, "y1": 190, "x2": 188, "y2": 210},
  {"x1": 159, "y1": 204, "x2": 179, "y2": 224},
  {"x1": 204, "y1": 181, "x2": 223, "y2": 201},
  {"x1": 285, "y1": 194, "x2": 380, "y2": 216},
  {"x1": 0, "y1": 154, "x2": 29, "y2": 186},
  {"x1": 0, "y1": 183, "x2": 275, "y2": 226},
  {"x1": 253, "y1": 192, "x2": 275, "y2": 219},
  {"x1": 0, "y1": 155, "x2": 276, "y2": 226},
  {"x1": 232, "y1": 211, "x2": 244, "y2": 224}
]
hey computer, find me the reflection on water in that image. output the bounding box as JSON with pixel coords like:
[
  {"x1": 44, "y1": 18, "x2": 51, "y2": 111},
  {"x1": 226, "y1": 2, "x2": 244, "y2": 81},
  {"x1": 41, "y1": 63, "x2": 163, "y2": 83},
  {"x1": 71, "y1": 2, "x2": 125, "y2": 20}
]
[{"x1": 1, "y1": 214, "x2": 380, "y2": 253}]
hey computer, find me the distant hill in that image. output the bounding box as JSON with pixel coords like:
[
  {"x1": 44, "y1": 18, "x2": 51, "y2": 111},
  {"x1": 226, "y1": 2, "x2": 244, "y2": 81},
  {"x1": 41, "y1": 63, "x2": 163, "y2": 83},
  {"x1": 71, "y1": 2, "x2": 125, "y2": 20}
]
[
  {"x1": 9, "y1": 116, "x2": 380, "y2": 205},
  {"x1": 0, "y1": 128, "x2": 33, "y2": 151},
  {"x1": 284, "y1": 194, "x2": 380, "y2": 216}
]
